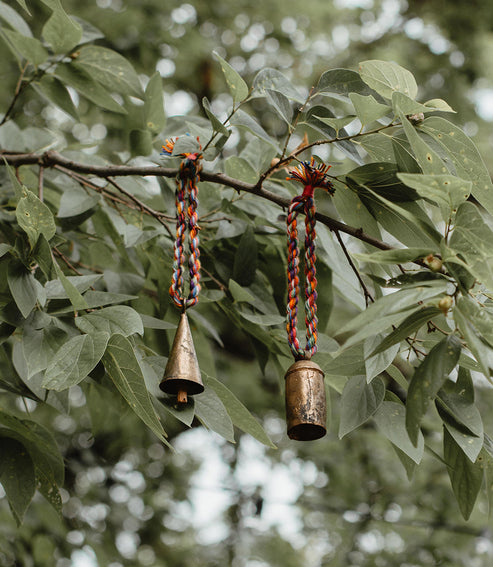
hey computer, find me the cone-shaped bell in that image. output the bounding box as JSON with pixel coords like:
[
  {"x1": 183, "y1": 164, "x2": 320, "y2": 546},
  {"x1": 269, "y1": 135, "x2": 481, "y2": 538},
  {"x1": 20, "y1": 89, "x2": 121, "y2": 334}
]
[
  {"x1": 160, "y1": 312, "x2": 204, "y2": 399},
  {"x1": 285, "y1": 359, "x2": 327, "y2": 441}
]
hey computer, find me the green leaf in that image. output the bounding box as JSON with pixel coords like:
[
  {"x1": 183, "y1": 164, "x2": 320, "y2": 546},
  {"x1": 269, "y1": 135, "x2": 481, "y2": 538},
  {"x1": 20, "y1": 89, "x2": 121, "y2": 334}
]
[
  {"x1": 45, "y1": 274, "x2": 100, "y2": 298},
  {"x1": 13, "y1": 0, "x2": 31, "y2": 14},
  {"x1": 353, "y1": 247, "x2": 434, "y2": 265},
  {"x1": 2, "y1": 29, "x2": 48, "y2": 65},
  {"x1": 391, "y1": 92, "x2": 436, "y2": 116},
  {"x1": 458, "y1": 298, "x2": 493, "y2": 351},
  {"x1": 238, "y1": 310, "x2": 284, "y2": 327},
  {"x1": 312, "y1": 115, "x2": 356, "y2": 135},
  {"x1": 22, "y1": 326, "x2": 68, "y2": 378},
  {"x1": 7, "y1": 262, "x2": 39, "y2": 318},
  {"x1": 437, "y1": 370, "x2": 483, "y2": 462},
  {"x1": 51, "y1": 264, "x2": 89, "y2": 311},
  {"x1": 0, "y1": 437, "x2": 36, "y2": 524},
  {"x1": 228, "y1": 278, "x2": 257, "y2": 305},
  {"x1": 444, "y1": 421, "x2": 483, "y2": 464},
  {"x1": 0, "y1": 412, "x2": 64, "y2": 487},
  {"x1": 144, "y1": 73, "x2": 166, "y2": 134},
  {"x1": 0, "y1": 1, "x2": 32, "y2": 36},
  {"x1": 42, "y1": 1, "x2": 82, "y2": 54},
  {"x1": 202, "y1": 97, "x2": 229, "y2": 136},
  {"x1": 360, "y1": 183, "x2": 442, "y2": 245},
  {"x1": 58, "y1": 189, "x2": 99, "y2": 220},
  {"x1": 233, "y1": 226, "x2": 258, "y2": 286},
  {"x1": 230, "y1": 108, "x2": 279, "y2": 148},
  {"x1": 346, "y1": 162, "x2": 419, "y2": 202},
  {"x1": 349, "y1": 93, "x2": 390, "y2": 125},
  {"x1": 304, "y1": 105, "x2": 363, "y2": 164},
  {"x1": 55, "y1": 63, "x2": 127, "y2": 114},
  {"x1": 224, "y1": 156, "x2": 258, "y2": 184},
  {"x1": 34, "y1": 75, "x2": 79, "y2": 120},
  {"x1": 213, "y1": 51, "x2": 249, "y2": 103},
  {"x1": 338, "y1": 375, "x2": 385, "y2": 438},
  {"x1": 392, "y1": 132, "x2": 420, "y2": 173},
  {"x1": 356, "y1": 132, "x2": 394, "y2": 163},
  {"x1": 194, "y1": 386, "x2": 235, "y2": 443},
  {"x1": 75, "y1": 306, "x2": 144, "y2": 337},
  {"x1": 406, "y1": 335, "x2": 462, "y2": 446},
  {"x1": 72, "y1": 15, "x2": 104, "y2": 44},
  {"x1": 423, "y1": 98, "x2": 455, "y2": 113},
  {"x1": 265, "y1": 88, "x2": 293, "y2": 124},
  {"x1": 129, "y1": 129, "x2": 153, "y2": 157},
  {"x1": 140, "y1": 314, "x2": 176, "y2": 330},
  {"x1": 370, "y1": 306, "x2": 442, "y2": 356},
  {"x1": 359, "y1": 60, "x2": 418, "y2": 100},
  {"x1": 373, "y1": 401, "x2": 424, "y2": 464},
  {"x1": 364, "y1": 335, "x2": 399, "y2": 382},
  {"x1": 338, "y1": 281, "x2": 448, "y2": 348},
  {"x1": 253, "y1": 67, "x2": 304, "y2": 102},
  {"x1": 397, "y1": 173, "x2": 471, "y2": 216},
  {"x1": 443, "y1": 427, "x2": 482, "y2": 520},
  {"x1": 16, "y1": 187, "x2": 56, "y2": 248},
  {"x1": 103, "y1": 334, "x2": 168, "y2": 443},
  {"x1": 316, "y1": 68, "x2": 373, "y2": 96},
  {"x1": 37, "y1": 475, "x2": 62, "y2": 516},
  {"x1": 398, "y1": 111, "x2": 447, "y2": 176},
  {"x1": 0, "y1": 412, "x2": 64, "y2": 485},
  {"x1": 454, "y1": 297, "x2": 493, "y2": 378},
  {"x1": 0, "y1": 243, "x2": 12, "y2": 257},
  {"x1": 204, "y1": 374, "x2": 276, "y2": 448},
  {"x1": 42, "y1": 332, "x2": 109, "y2": 391},
  {"x1": 386, "y1": 364, "x2": 409, "y2": 391},
  {"x1": 450, "y1": 202, "x2": 493, "y2": 291},
  {"x1": 74, "y1": 45, "x2": 143, "y2": 98},
  {"x1": 421, "y1": 117, "x2": 493, "y2": 215}
]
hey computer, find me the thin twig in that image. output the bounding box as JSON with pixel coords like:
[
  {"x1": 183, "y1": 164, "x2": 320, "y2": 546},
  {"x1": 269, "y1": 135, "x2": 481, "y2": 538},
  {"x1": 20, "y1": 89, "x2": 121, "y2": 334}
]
[
  {"x1": 256, "y1": 121, "x2": 397, "y2": 187},
  {"x1": 201, "y1": 264, "x2": 227, "y2": 292},
  {"x1": 106, "y1": 176, "x2": 174, "y2": 237},
  {"x1": 38, "y1": 166, "x2": 44, "y2": 201},
  {"x1": 53, "y1": 247, "x2": 84, "y2": 276},
  {"x1": 279, "y1": 87, "x2": 314, "y2": 161},
  {"x1": 0, "y1": 63, "x2": 29, "y2": 126},
  {"x1": 334, "y1": 229, "x2": 374, "y2": 306},
  {"x1": 54, "y1": 163, "x2": 175, "y2": 238}
]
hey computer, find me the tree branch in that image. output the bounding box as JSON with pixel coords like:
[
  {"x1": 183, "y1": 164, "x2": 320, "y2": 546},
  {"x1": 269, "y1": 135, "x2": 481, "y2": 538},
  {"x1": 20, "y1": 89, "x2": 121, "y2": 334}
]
[{"x1": 1, "y1": 149, "x2": 396, "y2": 252}]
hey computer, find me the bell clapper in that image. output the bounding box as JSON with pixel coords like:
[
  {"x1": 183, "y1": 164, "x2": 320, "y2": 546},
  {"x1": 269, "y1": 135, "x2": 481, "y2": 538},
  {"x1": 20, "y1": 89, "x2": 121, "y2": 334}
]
[{"x1": 177, "y1": 389, "x2": 188, "y2": 404}]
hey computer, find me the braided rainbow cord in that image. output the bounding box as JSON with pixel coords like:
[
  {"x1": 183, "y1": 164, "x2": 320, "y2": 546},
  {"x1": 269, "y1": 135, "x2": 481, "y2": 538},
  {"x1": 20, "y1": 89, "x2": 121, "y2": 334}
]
[
  {"x1": 162, "y1": 139, "x2": 202, "y2": 310},
  {"x1": 286, "y1": 158, "x2": 334, "y2": 360},
  {"x1": 286, "y1": 196, "x2": 317, "y2": 358}
]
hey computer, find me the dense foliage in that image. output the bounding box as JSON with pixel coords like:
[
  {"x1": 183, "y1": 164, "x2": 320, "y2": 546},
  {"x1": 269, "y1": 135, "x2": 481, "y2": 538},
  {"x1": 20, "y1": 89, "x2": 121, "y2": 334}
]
[{"x1": 2, "y1": 0, "x2": 493, "y2": 565}]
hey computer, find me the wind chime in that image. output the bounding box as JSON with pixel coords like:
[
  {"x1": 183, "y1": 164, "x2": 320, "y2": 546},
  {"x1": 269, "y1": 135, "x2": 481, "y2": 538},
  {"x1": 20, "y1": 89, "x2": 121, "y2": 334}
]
[
  {"x1": 284, "y1": 158, "x2": 334, "y2": 440},
  {"x1": 159, "y1": 138, "x2": 204, "y2": 404}
]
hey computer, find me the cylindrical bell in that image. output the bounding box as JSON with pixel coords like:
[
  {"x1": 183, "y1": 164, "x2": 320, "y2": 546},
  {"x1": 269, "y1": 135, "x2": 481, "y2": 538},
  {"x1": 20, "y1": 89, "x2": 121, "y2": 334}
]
[
  {"x1": 160, "y1": 312, "x2": 204, "y2": 403},
  {"x1": 284, "y1": 359, "x2": 327, "y2": 441}
]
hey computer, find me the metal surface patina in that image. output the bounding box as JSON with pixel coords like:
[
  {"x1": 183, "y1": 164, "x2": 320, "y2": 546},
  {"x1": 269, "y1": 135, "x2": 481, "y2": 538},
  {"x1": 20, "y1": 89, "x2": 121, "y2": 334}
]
[{"x1": 284, "y1": 359, "x2": 327, "y2": 441}]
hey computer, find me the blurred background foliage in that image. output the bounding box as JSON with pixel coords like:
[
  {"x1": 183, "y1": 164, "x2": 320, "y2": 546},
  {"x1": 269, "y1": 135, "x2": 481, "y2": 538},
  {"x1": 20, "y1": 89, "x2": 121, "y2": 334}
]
[
  {"x1": 3, "y1": 0, "x2": 493, "y2": 154},
  {"x1": 2, "y1": 0, "x2": 493, "y2": 566}
]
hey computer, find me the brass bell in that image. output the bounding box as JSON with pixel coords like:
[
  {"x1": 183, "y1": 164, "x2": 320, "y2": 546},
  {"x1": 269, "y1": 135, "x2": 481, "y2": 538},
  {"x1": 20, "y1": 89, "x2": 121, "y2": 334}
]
[
  {"x1": 160, "y1": 312, "x2": 204, "y2": 404},
  {"x1": 285, "y1": 359, "x2": 327, "y2": 441}
]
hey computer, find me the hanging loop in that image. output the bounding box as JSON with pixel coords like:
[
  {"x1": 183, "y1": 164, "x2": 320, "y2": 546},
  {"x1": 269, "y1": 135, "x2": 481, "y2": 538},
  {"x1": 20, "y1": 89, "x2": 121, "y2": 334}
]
[
  {"x1": 162, "y1": 138, "x2": 202, "y2": 310},
  {"x1": 286, "y1": 158, "x2": 334, "y2": 360}
]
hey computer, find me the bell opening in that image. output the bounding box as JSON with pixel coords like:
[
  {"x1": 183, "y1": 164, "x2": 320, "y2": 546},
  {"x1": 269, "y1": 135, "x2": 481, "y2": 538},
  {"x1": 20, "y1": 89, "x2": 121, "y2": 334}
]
[
  {"x1": 288, "y1": 423, "x2": 326, "y2": 441},
  {"x1": 159, "y1": 378, "x2": 204, "y2": 396}
]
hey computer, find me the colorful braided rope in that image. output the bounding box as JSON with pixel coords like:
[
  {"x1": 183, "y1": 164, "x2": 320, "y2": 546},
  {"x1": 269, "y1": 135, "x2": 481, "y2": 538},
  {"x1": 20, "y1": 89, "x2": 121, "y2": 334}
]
[
  {"x1": 286, "y1": 158, "x2": 334, "y2": 360},
  {"x1": 162, "y1": 138, "x2": 202, "y2": 310}
]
